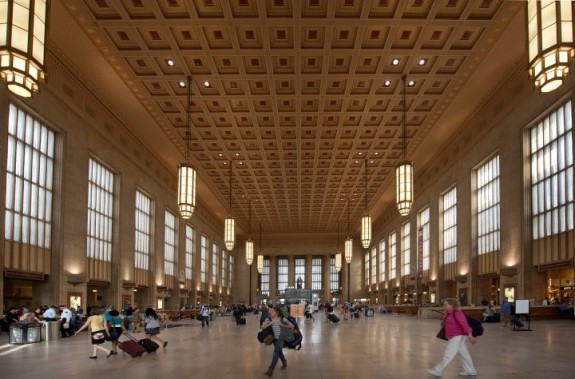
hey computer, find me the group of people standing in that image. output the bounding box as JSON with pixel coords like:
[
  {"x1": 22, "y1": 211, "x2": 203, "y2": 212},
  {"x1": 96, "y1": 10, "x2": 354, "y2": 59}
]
[{"x1": 1, "y1": 305, "x2": 81, "y2": 338}]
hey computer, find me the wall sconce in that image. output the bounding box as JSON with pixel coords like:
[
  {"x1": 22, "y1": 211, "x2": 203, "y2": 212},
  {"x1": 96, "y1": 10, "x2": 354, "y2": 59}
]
[
  {"x1": 455, "y1": 275, "x2": 468, "y2": 283},
  {"x1": 66, "y1": 274, "x2": 86, "y2": 285},
  {"x1": 500, "y1": 266, "x2": 518, "y2": 277},
  {"x1": 122, "y1": 280, "x2": 137, "y2": 289}
]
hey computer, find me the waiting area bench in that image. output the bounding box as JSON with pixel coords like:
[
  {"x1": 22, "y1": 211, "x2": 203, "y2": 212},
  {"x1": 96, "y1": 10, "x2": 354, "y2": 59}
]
[{"x1": 387, "y1": 305, "x2": 420, "y2": 316}]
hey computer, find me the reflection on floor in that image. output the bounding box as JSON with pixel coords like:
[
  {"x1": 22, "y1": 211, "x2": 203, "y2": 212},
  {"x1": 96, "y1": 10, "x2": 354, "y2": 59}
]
[{"x1": 1, "y1": 314, "x2": 574, "y2": 378}]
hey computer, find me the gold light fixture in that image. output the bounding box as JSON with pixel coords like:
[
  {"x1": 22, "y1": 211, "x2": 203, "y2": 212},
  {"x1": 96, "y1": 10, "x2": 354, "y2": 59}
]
[
  {"x1": 345, "y1": 198, "x2": 353, "y2": 264},
  {"x1": 257, "y1": 254, "x2": 263, "y2": 274},
  {"x1": 224, "y1": 161, "x2": 235, "y2": 251},
  {"x1": 245, "y1": 200, "x2": 253, "y2": 266},
  {"x1": 178, "y1": 77, "x2": 197, "y2": 219},
  {"x1": 361, "y1": 158, "x2": 372, "y2": 248},
  {"x1": 256, "y1": 223, "x2": 263, "y2": 273},
  {"x1": 0, "y1": 0, "x2": 48, "y2": 97},
  {"x1": 335, "y1": 221, "x2": 342, "y2": 272},
  {"x1": 396, "y1": 75, "x2": 413, "y2": 216},
  {"x1": 527, "y1": 0, "x2": 575, "y2": 93}
]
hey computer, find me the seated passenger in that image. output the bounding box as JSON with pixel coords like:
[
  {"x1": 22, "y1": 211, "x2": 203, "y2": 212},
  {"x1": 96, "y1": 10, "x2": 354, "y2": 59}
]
[{"x1": 482, "y1": 305, "x2": 496, "y2": 323}]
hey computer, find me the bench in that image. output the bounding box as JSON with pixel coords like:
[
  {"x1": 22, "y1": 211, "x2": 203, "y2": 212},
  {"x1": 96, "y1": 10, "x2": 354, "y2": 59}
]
[{"x1": 387, "y1": 305, "x2": 420, "y2": 316}]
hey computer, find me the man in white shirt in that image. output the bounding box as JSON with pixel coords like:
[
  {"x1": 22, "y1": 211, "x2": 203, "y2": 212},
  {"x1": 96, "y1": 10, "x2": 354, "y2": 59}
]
[
  {"x1": 42, "y1": 306, "x2": 57, "y2": 321},
  {"x1": 59, "y1": 306, "x2": 73, "y2": 337},
  {"x1": 200, "y1": 306, "x2": 210, "y2": 327}
]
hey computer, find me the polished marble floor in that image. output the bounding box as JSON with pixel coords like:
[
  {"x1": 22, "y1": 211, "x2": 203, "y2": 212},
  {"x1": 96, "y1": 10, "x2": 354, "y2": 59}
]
[{"x1": 0, "y1": 313, "x2": 573, "y2": 379}]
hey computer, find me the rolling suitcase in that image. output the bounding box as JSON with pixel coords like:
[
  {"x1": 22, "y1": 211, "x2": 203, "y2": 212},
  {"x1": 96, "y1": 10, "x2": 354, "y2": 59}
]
[
  {"x1": 238, "y1": 317, "x2": 246, "y2": 325},
  {"x1": 327, "y1": 313, "x2": 340, "y2": 323},
  {"x1": 138, "y1": 338, "x2": 160, "y2": 352},
  {"x1": 119, "y1": 334, "x2": 147, "y2": 357},
  {"x1": 510, "y1": 318, "x2": 524, "y2": 329}
]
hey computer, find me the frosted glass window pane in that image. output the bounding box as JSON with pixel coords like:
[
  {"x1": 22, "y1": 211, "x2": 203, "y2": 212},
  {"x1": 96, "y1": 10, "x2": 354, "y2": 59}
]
[
  {"x1": 134, "y1": 190, "x2": 151, "y2": 269},
  {"x1": 4, "y1": 105, "x2": 55, "y2": 249},
  {"x1": 530, "y1": 100, "x2": 574, "y2": 241}
]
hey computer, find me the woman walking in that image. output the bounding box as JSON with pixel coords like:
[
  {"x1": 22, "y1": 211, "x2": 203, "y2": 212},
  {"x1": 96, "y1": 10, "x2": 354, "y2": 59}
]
[
  {"x1": 260, "y1": 307, "x2": 294, "y2": 377},
  {"x1": 74, "y1": 309, "x2": 112, "y2": 359},
  {"x1": 428, "y1": 298, "x2": 478, "y2": 377},
  {"x1": 144, "y1": 308, "x2": 167, "y2": 348},
  {"x1": 107, "y1": 309, "x2": 125, "y2": 355}
]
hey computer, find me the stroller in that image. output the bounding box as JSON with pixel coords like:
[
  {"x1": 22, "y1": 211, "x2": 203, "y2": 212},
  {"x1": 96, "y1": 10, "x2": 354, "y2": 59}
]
[{"x1": 284, "y1": 316, "x2": 303, "y2": 350}]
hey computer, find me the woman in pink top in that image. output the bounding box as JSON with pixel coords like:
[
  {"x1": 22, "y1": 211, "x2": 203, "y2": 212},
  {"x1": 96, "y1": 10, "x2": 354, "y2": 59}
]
[{"x1": 428, "y1": 298, "x2": 478, "y2": 377}]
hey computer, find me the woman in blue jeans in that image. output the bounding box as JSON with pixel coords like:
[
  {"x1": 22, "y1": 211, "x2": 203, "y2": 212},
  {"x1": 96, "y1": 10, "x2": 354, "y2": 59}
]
[{"x1": 260, "y1": 307, "x2": 293, "y2": 377}]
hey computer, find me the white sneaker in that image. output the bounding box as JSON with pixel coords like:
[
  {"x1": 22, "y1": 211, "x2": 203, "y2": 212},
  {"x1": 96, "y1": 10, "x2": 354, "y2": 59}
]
[
  {"x1": 459, "y1": 372, "x2": 477, "y2": 376},
  {"x1": 427, "y1": 368, "x2": 441, "y2": 377}
]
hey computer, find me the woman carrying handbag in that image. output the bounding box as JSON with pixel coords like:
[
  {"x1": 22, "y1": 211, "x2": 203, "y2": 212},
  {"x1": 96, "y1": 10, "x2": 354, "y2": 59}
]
[
  {"x1": 428, "y1": 298, "x2": 478, "y2": 377},
  {"x1": 260, "y1": 307, "x2": 294, "y2": 377}
]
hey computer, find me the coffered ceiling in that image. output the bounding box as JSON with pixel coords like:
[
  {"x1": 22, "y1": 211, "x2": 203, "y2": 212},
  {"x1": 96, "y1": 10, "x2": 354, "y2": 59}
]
[{"x1": 55, "y1": 0, "x2": 525, "y2": 236}]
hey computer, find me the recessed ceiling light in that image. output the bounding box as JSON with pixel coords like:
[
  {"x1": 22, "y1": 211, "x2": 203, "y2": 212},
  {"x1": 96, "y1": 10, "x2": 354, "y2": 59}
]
[
  {"x1": 166, "y1": 59, "x2": 175, "y2": 67},
  {"x1": 384, "y1": 80, "x2": 391, "y2": 87},
  {"x1": 178, "y1": 81, "x2": 186, "y2": 88},
  {"x1": 235, "y1": 153, "x2": 240, "y2": 157},
  {"x1": 391, "y1": 58, "x2": 400, "y2": 66},
  {"x1": 408, "y1": 80, "x2": 415, "y2": 87},
  {"x1": 203, "y1": 80, "x2": 211, "y2": 88},
  {"x1": 218, "y1": 153, "x2": 223, "y2": 157},
  {"x1": 418, "y1": 58, "x2": 427, "y2": 66}
]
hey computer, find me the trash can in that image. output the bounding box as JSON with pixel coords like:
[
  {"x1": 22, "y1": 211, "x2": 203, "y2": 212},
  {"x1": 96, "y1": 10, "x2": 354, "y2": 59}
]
[
  {"x1": 41, "y1": 321, "x2": 60, "y2": 341},
  {"x1": 365, "y1": 308, "x2": 374, "y2": 317},
  {"x1": 9, "y1": 323, "x2": 42, "y2": 344},
  {"x1": 26, "y1": 323, "x2": 42, "y2": 343},
  {"x1": 9, "y1": 323, "x2": 25, "y2": 344}
]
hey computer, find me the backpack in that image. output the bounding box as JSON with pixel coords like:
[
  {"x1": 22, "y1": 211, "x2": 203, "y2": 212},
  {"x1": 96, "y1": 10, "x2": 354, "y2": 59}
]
[
  {"x1": 284, "y1": 316, "x2": 303, "y2": 350},
  {"x1": 455, "y1": 311, "x2": 483, "y2": 337}
]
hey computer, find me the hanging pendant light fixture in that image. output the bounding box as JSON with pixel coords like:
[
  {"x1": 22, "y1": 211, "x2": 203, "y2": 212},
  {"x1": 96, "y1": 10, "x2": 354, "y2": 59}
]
[
  {"x1": 245, "y1": 200, "x2": 254, "y2": 266},
  {"x1": 345, "y1": 198, "x2": 353, "y2": 264},
  {"x1": 257, "y1": 223, "x2": 263, "y2": 273},
  {"x1": 527, "y1": 0, "x2": 575, "y2": 93},
  {"x1": 0, "y1": 0, "x2": 48, "y2": 97},
  {"x1": 396, "y1": 75, "x2": 413, "y2": 216},
  {"x1": 224, "y1": 161, "x2": 235, "y2": 251},
  {"x1": 178, "y1": 77, "x2": 197, "y2": 219},
  {"x1": 335, "y1": 221, "x2": 342, "y2": 272},
  {"x1": 361, "y1": 158, "x2": 372, "y2": 248}
]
